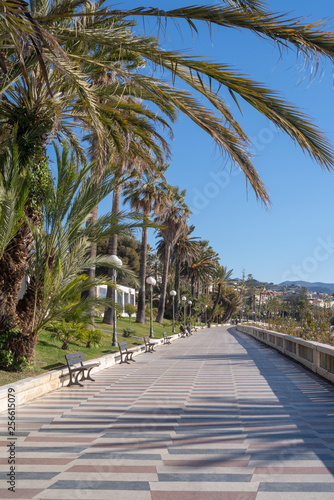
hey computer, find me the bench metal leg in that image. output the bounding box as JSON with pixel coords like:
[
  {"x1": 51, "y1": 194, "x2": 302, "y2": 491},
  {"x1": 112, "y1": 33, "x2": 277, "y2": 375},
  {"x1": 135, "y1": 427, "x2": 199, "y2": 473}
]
[
  {"x1": 68, "y1": 369, "x2": 85, "y2": 387},
  {"x1": 82, "y1": 367, "x2": 96, "y2": 382},
  {"x1": 120, "y1": 354, "x2": 130, "y2": 364}
]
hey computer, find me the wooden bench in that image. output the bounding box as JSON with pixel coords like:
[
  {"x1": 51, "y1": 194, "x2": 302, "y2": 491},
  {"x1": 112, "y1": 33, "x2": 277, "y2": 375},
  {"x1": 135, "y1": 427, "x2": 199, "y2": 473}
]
[
  {"x1": 65, "y1": 352, "x2": 100, "y2": 387},
  {"x1": 144, "y1": 336, "x2": 155, "y2": 352},
  {"x1": 118, "y1": 342, "x2": 135, "y2": 364},
  {"x1": 163, "y1": 332, "x2": 172, "y2": 344}
]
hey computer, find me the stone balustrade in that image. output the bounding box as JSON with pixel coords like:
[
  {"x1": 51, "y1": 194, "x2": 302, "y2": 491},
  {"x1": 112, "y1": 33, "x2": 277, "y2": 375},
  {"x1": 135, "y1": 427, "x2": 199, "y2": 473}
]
[{"x1": 237, "y1": 324, "x2": 334, "y2": 384}]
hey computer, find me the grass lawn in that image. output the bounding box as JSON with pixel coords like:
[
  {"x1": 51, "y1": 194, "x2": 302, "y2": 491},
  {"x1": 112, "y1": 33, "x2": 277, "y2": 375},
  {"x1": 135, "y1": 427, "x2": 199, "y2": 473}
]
[{"x1": 0, "y1": 317, "x2": 175, "y2": 387}]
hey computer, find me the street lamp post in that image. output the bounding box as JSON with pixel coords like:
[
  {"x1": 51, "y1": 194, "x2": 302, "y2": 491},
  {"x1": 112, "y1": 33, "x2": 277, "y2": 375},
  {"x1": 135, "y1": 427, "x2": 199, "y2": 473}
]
[
  {"x1": 205, "y1": 304, "x2": 208, "y2": 326},
  {"x1": 170, "y1": 290, "x2": 177, "y2": 333},
  {"x1": 109, "y1": 255, "x2": 122, "y2": 347},
  {"x1": 188, "y1": 300, "x2": 192, "y2": 328},
  {"x1": 182, "y1": 296, "x2": 187, "y2": 328},
  {"x1": 146, "y1": 276, "x2": 156, "y2": 338}
]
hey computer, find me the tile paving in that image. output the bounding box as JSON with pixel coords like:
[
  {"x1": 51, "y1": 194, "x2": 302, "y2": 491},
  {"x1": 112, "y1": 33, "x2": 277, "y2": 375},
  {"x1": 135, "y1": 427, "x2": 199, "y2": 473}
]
[{"x1": 1, "y1": 326, "x2": 334, "y2": 499}]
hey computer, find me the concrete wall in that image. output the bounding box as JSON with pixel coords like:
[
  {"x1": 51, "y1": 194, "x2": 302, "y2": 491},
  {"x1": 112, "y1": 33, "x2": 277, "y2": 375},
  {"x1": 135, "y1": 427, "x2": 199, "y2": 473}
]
[
  {"x1": 237, "y1": 324, "x2": 334, "y2": 384},
  {"x1": 0, "y1": 334, "x2": 180, "y2": 414}
]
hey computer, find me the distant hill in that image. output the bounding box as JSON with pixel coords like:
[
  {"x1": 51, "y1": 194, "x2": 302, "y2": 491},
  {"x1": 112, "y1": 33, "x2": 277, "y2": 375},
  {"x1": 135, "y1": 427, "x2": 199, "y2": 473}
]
[{"x1": 280, "y1": 281, "x2": 334, "y2": 294}]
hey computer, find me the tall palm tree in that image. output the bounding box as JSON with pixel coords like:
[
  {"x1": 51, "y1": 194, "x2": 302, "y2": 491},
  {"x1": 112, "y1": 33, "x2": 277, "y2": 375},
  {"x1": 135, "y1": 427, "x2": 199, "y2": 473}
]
[
  {"x1": 170, "y1": 226, "x2": 200, "y2": 316},
  {"x1": 123, "y1": 163, "x2": 168, "y2": 324},
  {"x1": 0, "y1": 65, "x2": 119, "y2": 332},
  {"x1": 183, "y1": 240, "x2": 219, "y2": 299},
  {"x1": 155, "y1": 186, "x2": 190, "y2": 323},
  {"x1": 208, "y1": 265, "x2": 235, "y2": 322},
  {"x1": 101, "y1": 133, "x2": 170, "y2": 325},
  {"x1": 0, "y1": 142, "x2": 30, "y2": 334},
  {"x1": 219, "y1": 286, "x2": 242, "y2": 324},
  {"x1": 256, "y1": 284, "x2": 267, "y2": 321},
  {"x1": 147, "y1": 247, "x2": 161, "y2": 283}
]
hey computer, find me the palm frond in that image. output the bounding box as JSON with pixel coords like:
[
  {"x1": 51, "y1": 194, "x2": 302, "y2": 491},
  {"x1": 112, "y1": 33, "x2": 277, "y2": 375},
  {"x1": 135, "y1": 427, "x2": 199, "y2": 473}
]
[{"x1": 114, "y1": 4, "x2": 334, "y2": 61}]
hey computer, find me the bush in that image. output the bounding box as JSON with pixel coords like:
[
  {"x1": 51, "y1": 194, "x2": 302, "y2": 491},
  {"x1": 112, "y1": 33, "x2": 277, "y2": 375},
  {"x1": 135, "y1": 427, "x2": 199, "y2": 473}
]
[
  {"x1": 0, "y1": 329, "x2": 30, "y2": 371},
  {"x1": 80, "y1": 329, "x2": 102, "y2": 348},
  {"x1": 123, "y1": 327, "x2": 136, "y2": 337}
]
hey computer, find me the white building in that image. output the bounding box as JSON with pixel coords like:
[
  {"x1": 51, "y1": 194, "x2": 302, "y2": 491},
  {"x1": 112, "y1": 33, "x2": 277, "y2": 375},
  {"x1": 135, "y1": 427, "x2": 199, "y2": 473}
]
[{"x1": 97, "y1": 285, "x2": 136, "y2": 317}]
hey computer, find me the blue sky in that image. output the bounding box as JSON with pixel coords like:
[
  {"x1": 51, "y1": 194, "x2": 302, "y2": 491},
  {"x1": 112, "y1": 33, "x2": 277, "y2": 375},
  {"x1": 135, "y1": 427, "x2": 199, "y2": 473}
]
[{"x1": 101, "y1": 1, "x2": 334, "y2": 284}]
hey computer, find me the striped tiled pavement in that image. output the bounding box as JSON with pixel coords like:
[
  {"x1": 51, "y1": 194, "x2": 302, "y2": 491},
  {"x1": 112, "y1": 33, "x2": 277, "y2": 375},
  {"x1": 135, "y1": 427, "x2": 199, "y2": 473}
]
[{"x1": 1, "y1": 326, "x2": 334, "y2": 499}]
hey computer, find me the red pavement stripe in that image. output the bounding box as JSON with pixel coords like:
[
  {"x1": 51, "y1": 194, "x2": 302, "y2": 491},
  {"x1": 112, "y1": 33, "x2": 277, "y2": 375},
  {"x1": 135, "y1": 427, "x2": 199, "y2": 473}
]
[
  {"x1": 67, "y1": 465, "x2": 156, "y2": 473},
  {"x1": 24, "y1": 437, "x2": 96, "y2": 443},
  {"x1": 0, "y1": 458, "x2": 73, "y2": 465},
  {"x1": 91, "y1": 442, "x2": 168, "y2": 449},
  {"x1": 172, "y1": 438, "x2": 244, "y2": 445}
]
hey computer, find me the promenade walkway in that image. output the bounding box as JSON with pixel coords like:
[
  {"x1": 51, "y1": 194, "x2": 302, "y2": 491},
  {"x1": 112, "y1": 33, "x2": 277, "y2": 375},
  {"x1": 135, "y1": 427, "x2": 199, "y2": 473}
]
[{"x1": 1, "y1": 326, "x2": 334, "y2": 499}]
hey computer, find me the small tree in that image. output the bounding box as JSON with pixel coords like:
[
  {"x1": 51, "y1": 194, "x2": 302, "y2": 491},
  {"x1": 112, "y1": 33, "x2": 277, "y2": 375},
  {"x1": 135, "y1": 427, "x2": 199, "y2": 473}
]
[
  {"x1": 124, "y1": 303, "x2": 136, "y2": 323},
  {"x1": 47, "y1": 320, "x2": 80, "y2": 351}
]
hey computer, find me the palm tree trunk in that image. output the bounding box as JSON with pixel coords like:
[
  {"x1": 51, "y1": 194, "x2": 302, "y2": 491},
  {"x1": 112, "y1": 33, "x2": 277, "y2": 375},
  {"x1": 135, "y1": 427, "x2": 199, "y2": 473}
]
[
  {"x1": 81, "y1": 204, "x2": 98, "y2": 325},
  {"x1": 174, "y1": 258, "x2": 180, "y2": 321},
  {"x1": 87, "y1": 205, "x2": 98, "y2": 290},
  {"x1": 156, "y1": 244, "x2": 171, "y2": 323},
  {"x1": 0, "y1": 220, "x2": 32, "y2": 334},
  {"x1": 103, "y1": 184, "x2": 121, "y2": 324},
  {"x1": 154, "y1": 260, "x2": 158, "y2": 282},
  {"x1": 136, "y1": 215, "x2": 149, "y2": 324},
  {"x1": 191, "y1": 275, "x2": 195, "y2": 298},
  {"x1": 0, "y1": 208, "x2": 43, "y2": 364},
  {"x1": 208, "y1": 283, "x2": 221, "y2": 322}
]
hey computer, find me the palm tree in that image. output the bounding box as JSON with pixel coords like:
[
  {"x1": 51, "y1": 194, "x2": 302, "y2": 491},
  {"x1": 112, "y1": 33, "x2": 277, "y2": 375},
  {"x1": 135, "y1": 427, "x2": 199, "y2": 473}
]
[
  {"x1": 0, "y1": 143, "x2": 140, "y2": 368},
  {"x1": 0, "y1": 142, "x2": 30, "y2": 334},
  {"x1": 147, "y1": 247, "x2": 161, "y2": 283},
  {"x1": 208, "y1": 265, "x2": 235, "y2": 322},
  {"x1": 219, "y1": 286, "x2": 242, "y2": 324},
  {"x1": 157, "y1": 225, "x2": 200, "y2": 316},
  {"x1": 183, "y1": 240, "x2": 219, "y2": 299},
  {"x1": 257, "y1": 285, "x2": 267, "y2": 322},
  {"x1": 195, "y1": 294, "x2": 214, "y2": 325},
  {"x1": 101, "y1": 135, "x2": 170, "y2": 325},
  {"x1": 155, "y1": 186, "x2": 191, "y2": 323},
  {"x1": 0, "y1": 57, "x2": 172, "y2": 327},
  {"x1": 0, "y1": 67, "x2": 108, "y2": 333},
  {"x1": 170, "y1": 226, "x2": 200, "y2": 316},
  {"x1": 0, "y1": 142, "x2": 30, "y2": 260},
  {"x1": 123, "y1": 163, "x2": 168, "y2": 324}
]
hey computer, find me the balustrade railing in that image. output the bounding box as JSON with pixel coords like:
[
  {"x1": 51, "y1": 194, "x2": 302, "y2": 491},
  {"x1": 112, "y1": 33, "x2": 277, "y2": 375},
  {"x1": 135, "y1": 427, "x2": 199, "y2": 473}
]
[{"x1": 237, "y1": 324, "x2": 334, "y2": 384}]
